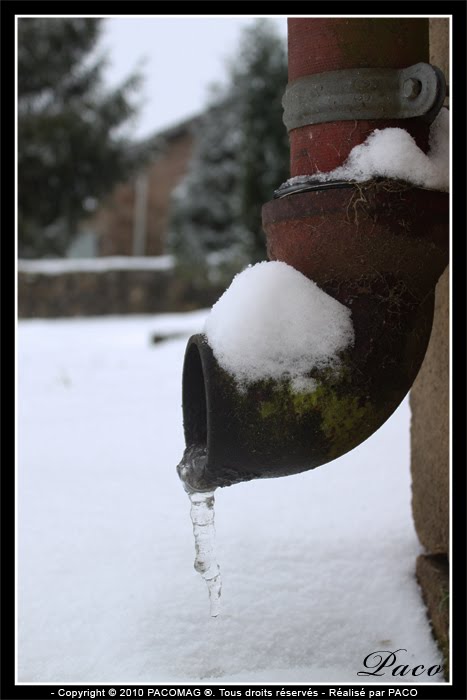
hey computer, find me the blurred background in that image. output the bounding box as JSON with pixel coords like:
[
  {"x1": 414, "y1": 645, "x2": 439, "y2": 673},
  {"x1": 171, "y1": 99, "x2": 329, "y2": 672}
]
[
  {"x1": 17, "y1": 17, "x2": 447, "y2": 683},
  {"x1": 17, "y1": 16, "x2": 289, "y2": 316}
]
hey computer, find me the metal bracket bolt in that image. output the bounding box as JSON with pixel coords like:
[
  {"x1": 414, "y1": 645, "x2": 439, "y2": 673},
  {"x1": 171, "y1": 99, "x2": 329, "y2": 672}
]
[{"x1": 403, "y1": 78, "x2": 423, "y2": 99}]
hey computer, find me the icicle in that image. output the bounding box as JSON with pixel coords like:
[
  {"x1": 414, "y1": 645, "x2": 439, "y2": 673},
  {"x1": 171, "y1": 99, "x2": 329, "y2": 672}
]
[{"x1": 188, "y1": 489, "x2": 222, "y2": 617}]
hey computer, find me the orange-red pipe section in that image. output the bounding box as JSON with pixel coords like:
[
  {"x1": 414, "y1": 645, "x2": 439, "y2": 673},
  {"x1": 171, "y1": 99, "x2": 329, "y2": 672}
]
[{"x1": 287, "y1": 18, "x2": 430, "y2": 177}]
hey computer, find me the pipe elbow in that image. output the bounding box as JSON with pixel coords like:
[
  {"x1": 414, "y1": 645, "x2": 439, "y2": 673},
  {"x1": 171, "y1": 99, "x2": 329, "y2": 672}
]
[{"x1": 178, "y1": 182, "x2": 448, "y2": 492}]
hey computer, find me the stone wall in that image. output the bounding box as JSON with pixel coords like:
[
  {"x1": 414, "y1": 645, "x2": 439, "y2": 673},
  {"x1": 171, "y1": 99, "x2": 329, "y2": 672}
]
[
  {"x1": 18, "y1": 264, "x2": 225, "y2": 318},
  {"x1": 410, "y1": 17, "x2": 450, "y2": 675}
]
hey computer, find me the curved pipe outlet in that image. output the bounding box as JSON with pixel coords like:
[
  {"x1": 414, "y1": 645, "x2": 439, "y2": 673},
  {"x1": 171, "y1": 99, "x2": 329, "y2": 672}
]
[
  {"x1": 178, "y1": 183, "x2": 448, "y2": 492},
  {"x1": 177, "y1": 18, "x2": 449, "y2": 492}
]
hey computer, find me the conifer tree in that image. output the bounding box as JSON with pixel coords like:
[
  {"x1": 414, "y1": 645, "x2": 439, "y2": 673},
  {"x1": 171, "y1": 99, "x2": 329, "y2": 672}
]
[
  {"x1": 18, "y1": 18, "x2": 143, "y2": 257},
  {"x1": 231, "y1": 20, "x2": 289, "y2": 260},
  {"x1": 168, "y1": 20, "x2": 288, "y2": 277}
]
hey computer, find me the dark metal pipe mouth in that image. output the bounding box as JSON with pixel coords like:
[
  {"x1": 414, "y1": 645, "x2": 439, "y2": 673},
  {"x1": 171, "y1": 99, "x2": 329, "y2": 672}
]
[
  {"x1": 182, "y1": 339, "x2": 208, "y2": 452},
  {"x1": 177, "y1": 337, "x2": 216, "y2": 494}
]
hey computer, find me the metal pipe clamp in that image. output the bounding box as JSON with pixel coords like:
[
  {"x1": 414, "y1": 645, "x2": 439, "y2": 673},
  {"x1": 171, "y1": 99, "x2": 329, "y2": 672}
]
[{"x1": 282, "y1": 63, "x2": 446, "y2": 131}]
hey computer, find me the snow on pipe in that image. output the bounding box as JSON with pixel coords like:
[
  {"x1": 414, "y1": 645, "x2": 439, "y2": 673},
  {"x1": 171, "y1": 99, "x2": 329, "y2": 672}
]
[{"x1": 177, "y1": 18, "x2": 449, "y2": 492}]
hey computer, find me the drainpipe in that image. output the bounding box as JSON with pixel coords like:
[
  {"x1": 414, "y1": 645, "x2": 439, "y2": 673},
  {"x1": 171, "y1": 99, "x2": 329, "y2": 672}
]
[
  {"x1": 285, "y1": 18, "x2": 432, "y2": 176},
  {"x1": 178, "y1": 18, "x2": 448, "y2": 493}
]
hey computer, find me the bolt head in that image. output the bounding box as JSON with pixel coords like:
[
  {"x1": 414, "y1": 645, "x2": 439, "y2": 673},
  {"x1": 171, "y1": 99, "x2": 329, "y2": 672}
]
[{"x1": 403, "y1": 78, "x2": 422, "y2": 99}]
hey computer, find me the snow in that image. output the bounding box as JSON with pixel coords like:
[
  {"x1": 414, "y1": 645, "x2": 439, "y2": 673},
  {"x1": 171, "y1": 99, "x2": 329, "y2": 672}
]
[
  {"x1": 17, "y1": 255, "x2": 175, "y2": 275},
  {"x1": 204, "y1": 261, "x2": 354, "y2": 391},
  {"x1": 17, "y1": 311, "x2": 444, "y2": 684},
  {"x1": 285, "y1": 107, "x2": 449, "y2": 192}
]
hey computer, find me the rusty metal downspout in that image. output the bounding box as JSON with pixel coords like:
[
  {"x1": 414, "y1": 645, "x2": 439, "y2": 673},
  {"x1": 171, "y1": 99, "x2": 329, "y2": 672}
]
[{"x1": 178, "y1": 18, "x2": 449, "y2": 493}]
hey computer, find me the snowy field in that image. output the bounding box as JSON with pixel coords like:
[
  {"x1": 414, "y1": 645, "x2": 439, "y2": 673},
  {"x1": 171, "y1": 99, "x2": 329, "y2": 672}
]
[{"x1": 17, "y1": 311, "x2": 443, "y2": 684}]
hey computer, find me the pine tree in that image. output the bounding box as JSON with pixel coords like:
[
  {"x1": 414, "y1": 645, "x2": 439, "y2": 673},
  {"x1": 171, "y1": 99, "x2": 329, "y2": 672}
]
[
  {"x1": 168, "y1": 20, "x2": 289, "y2": 280},
  {"x1": 231, "y1": 20, "x2": 289, "y2": 260},
  {"x1": 169, "y1": 94, "x2": 249, "y2": 276},
  {"x1": 18, "y1": 18, "x2": 143, "y2": 257}
]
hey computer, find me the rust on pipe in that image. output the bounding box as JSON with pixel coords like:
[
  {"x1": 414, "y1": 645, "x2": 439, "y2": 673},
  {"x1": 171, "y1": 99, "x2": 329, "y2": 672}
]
[
  {"x1": 263, "y1": 183, "x2": 449, "y2": 407},
  {"x1": 264, "y1": 185, "x2": 448, "y2": 300},
  {"x1": 287, "y1": 18, "x2": 430, "y2": 176},
  {"x1": 177, "y1": 18, "x2": 449, "y2": 493}
]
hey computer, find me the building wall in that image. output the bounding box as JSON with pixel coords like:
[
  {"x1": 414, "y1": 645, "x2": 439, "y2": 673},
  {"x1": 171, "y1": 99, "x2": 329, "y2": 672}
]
[
  {"x1": 95, "y1": 129, "x2": 195, "y2": 257},
  {"x1": 145, "y1": 131, "x2": 195, "y2": 256},
  {"x1": 410, "y1": 17, "x2": 449, "y2": 672},
  {"x1": 94, "y1": 182, "x2": 136, "y2": 257}
]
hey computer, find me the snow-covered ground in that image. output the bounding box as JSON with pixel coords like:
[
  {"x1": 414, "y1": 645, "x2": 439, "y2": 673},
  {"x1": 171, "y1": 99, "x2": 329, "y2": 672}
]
[{"x1": 17, "y1": 311, "x2": 443, "y2": 684}]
